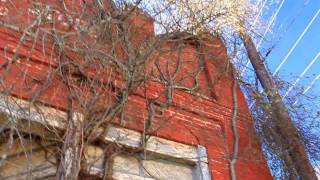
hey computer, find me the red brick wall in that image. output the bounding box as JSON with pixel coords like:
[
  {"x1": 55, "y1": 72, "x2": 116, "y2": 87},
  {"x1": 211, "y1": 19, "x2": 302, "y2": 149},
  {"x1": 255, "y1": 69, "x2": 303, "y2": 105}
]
[{"x1": 0, "y1": 1, "x2": 271, "y2": 179}]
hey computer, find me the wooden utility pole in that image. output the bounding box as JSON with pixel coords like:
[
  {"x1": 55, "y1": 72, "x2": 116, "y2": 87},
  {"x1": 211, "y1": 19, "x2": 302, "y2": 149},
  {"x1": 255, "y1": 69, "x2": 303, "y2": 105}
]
[{"x1": 240, "y1": 31, "x2": 317, "y2": 180}]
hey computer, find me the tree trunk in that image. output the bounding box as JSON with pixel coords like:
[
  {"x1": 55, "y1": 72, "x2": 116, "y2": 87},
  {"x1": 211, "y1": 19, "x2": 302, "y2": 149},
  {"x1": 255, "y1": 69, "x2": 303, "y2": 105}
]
[
  {"x1": 56, "y1": 112, "x2": 83, "y2": 180},
  {"x1": 240, "y1": 31, "x2": 317, "y2": 179}
]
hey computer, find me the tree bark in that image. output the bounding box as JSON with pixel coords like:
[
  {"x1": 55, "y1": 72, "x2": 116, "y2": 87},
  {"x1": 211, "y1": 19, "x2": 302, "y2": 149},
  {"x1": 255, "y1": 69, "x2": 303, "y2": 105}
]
[
  {"x1": 240, "y1": 31, "x2": 317, "y2": 179},
  {"x1": 56, "y1": 112, "x2": 83, "y2": 180}
]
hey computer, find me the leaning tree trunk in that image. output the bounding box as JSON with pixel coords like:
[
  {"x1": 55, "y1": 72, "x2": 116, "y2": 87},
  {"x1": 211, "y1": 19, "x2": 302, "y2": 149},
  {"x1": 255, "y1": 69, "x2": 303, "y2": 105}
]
[
  {"x1": 240, "y1": 31, "x2": 317, "y2": 179},
  {"x1": 56, "y1": 112, "x2": 83, "y2": 180}
]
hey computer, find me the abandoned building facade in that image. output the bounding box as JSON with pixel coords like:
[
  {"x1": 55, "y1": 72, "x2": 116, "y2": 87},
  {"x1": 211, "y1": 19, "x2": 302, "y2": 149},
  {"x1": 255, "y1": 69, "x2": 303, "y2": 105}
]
[{"x1": 0, "y1": 1, "x2": 271, "y2": 179}]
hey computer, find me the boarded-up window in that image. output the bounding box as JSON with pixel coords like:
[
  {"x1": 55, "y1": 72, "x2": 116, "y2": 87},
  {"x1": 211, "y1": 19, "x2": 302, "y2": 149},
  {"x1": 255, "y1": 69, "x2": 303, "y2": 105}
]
[{"x1": 112, "y1": 154, "x2": 194, "y2": 180}]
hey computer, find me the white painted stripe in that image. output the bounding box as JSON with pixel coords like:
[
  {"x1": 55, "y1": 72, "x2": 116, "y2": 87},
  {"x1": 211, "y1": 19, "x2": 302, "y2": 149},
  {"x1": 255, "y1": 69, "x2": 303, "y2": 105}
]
[
  {"x1": 284, "y1": 52, "x2": 320, "y2": 98},
  {"x1": 293, "y1": 73, "x2": 320, "y2": 105},
  {"x1": 273, "y1": 8, "x2": 320, "y2": 75}
]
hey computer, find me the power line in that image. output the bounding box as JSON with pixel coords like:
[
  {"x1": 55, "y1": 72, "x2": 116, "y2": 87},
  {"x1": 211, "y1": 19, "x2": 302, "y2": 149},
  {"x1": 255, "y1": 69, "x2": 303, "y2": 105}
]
[
  {"x1": 240, "y1": 0, "x2": 286, "y2": 76},
  {"x1": 246, "y1": 5, "x2": 320, "y2": 109},
  {"x1": 293, "y1": 73, "x2": 320, "y2": 105},
  {"x1": 284, "y1": 52, "x2": 320, "y2": 98},
  {"x1": 302, "y1": 74, "x2": 320, "y2": 94},
  {"x1": 254, "y1": 0, "x2": 268, "y2": 28},
  {"x1": 232, "y1": 0, "x2": 266, "y2": 73},
  {"x1": 273, "y1": 8, "x2": 320, "y2": 76},
  {"x1": 256, "y1": 0, "x2": 286, "y2": 48},
  {"x1": 233, "y1": 0, "x2": 267, "y2": 65},
  {"x1": 250, "y1": 52, "x2": 320, "y2": 108}
]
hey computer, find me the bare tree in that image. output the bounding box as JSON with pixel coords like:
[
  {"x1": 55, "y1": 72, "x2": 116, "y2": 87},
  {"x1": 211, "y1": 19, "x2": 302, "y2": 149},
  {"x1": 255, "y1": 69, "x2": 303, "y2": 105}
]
[
  {"x1": 2, "y1": 0, "x2": 312, "y2": 179},
  {"x1": 0, "y1": 1, "x2": 245, "y2": 179},
  {"x1": 145, "y1": 0, "x2": 318, "y2": 179}
]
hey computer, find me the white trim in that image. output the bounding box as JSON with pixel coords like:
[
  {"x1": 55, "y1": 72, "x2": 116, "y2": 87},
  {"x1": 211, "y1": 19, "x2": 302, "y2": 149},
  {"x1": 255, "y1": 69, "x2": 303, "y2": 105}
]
[
  {"x1": 0, "y1": 94, "x2": 67, "y2": 128},
  {"x1": 194, "y1": 145, "x2": 211, "y2": 180},
  {"x1": 104, "y1": 126, "x2": 198, "y2": 162}
]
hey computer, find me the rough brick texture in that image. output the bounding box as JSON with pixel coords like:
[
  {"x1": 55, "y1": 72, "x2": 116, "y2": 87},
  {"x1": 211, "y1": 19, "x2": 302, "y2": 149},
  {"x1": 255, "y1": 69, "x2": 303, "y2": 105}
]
[{"x1": 0, "y1": 1, "x2": 271, "y2": 179}]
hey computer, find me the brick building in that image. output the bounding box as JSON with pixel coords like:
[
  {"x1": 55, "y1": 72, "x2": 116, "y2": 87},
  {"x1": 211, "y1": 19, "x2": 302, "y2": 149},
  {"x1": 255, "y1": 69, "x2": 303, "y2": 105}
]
[{"x1": 0, "y1": 1, "x2": 271, "y2": 179}]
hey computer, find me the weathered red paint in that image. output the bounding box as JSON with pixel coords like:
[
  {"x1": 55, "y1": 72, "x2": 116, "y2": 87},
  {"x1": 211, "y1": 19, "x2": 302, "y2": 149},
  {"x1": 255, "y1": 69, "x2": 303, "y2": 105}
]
[{"x1": 0, "y1": 1, "x2": 272, "y2": 179}]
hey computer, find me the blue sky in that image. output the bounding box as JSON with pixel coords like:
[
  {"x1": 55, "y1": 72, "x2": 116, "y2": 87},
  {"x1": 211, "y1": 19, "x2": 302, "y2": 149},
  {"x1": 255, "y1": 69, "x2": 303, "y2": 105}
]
[{"x1": 259, "y1": 0, "x2": 320, "y2": 101}]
